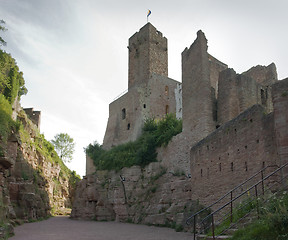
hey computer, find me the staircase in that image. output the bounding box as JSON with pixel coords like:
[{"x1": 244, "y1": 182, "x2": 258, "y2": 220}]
[{"x1": 186, "y1": 162, "x2": 288, "y2": 240}]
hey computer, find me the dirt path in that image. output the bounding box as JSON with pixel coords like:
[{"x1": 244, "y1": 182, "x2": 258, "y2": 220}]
[{"x1": 9, "y1": 216, "x2": 193, "y2": 240}]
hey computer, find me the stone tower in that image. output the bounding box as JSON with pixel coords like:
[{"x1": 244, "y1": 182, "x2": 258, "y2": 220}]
[
  {"x1": 128, "y1": 23, "x2": 168, "y2": 89},
  {"x1": 102, "y1": 23, "x2": 180, "y2": 149}
]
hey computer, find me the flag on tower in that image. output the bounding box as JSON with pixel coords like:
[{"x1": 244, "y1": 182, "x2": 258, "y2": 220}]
[{"x1": 147, "y1": 10, "x2": 151, "y2": 17}]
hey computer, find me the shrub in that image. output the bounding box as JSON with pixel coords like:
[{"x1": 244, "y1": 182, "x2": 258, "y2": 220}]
[
  {"x1": 86, "y1": 114, "x2": 182, "y2": 171},
  {"x1": 0, "y1": 94, "x2": 16, "y2": 143},
  {"x1": 0, "y1": 50, "x2": 27, "y2": 103}
]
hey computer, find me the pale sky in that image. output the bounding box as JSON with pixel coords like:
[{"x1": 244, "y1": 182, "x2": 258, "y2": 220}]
[{"x1": 1, "y1": 0, "x2": 287, "y2": 177}]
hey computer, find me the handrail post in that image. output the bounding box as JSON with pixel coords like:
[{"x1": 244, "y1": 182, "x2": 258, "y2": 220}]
[
  {"x1": 193, "y1": 215, "x2": 196, "y2": 240},
  {"x1": 255, "y1": 185, "x2": 260, "y2": 219},
  {"x1": 211, "y1": 214, "x2": 215, "y2": 240},
  {"x1": 261, "y1": 169, "x2": 265, "y2": 195},
  {"x1": 230, "y1": 191, "x2": 233, "y2": 223}
]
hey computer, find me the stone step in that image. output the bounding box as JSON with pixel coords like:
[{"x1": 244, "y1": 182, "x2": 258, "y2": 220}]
[{"x1": 196, "y1": 234, "x2": 232, "y2": 240}]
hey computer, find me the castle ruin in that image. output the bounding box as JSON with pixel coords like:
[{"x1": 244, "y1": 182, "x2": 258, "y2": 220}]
[{"x1": 77, "y1": 23, "x2": 288, "y2": 225}]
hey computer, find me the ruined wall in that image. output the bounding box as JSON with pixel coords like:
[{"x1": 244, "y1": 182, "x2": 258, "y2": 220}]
[
  {"x1": 272, "y1": 78, "x2": 288, "y2": 167},
  {"x1": 75, "y1": 22, "x2": 288, "y2": 232},
  {"x1": 102, "y1": 87, "x2": 142, "y2": 149},
  {"x1": 156, "y1": 31, "x2": 227, "y2": 175},
  {"x1": 128, "y1": 23, "x2": 168, "y2": 89},
  {"x1": 23, "y1": 108, "x2": 41, "y2": 129},
  {"x1": 217, "y1": 64, "x2": 277, "y2": 126},
  {"x1": 86, "y1": 155, "x2": 96, "y2": 176},
  {"x1": 242, "y1": 63, "x2": 278, "y2": 86},
  {"x1": 208, "y1": 54, "x2": 228, "y2": 98},
  {"x1": 182, "y1": 30, "x2": 216, "y2": 140},
  {"x1": 72, "y1": 162, "x2": 198, "y2": 230},
  {"x1": 190, "y1": 104, "x2": 278, "y2": 207},
  {"x1": 102, "y1": 74, "x2": 179, "y2": 149}
]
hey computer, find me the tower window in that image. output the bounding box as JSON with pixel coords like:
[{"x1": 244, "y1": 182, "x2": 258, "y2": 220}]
[
  {"x1": 127, "y1": 123, "x2": 130, "y2": 130},
  {"x1": 165, "y1": 86, "x2": 169, "y2": 95},
  {"x1": 143, "y1": 104, "x2": 146, "y2": 108},
  {"x1": 122, "y1": 108, "x2": 126, "y2": 119}
]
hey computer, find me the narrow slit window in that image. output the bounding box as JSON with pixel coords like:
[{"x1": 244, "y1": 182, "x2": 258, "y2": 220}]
[
  {"x1": 165, "y1": 105, "x2": 169, "y2": 114},
  {"x1": 122, "y1": 108, "x2": 126, "y2": 119},
  {"x1": 165, "y1": 86, "x2": 169, "y2": 95}
]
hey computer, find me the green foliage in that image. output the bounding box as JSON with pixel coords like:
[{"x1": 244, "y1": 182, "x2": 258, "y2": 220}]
[
  {"x1": 0, "y1": 94, "x2": 16, "y2": 144},
  {"x1": 17, "y1": 115, "x2": 78, "y2": 182},
  {"x1": 51, "y1": 133, "x2": 75, "y2": 163},
  {"x1": 231, "y1": 191, "x2": 288, "y2": 240},
  {"x1": 0, "y1": 50, "x2": 27, "y2": 104},
  {"x1": 0, "y1": 19, "x2": 7, "y2": 47},
  {"x1": 69, "y1": 170, "x2": 81, "y2": 188},
  {"x1": 86, "y1": 114, "x2": 182, "y2": 171}
]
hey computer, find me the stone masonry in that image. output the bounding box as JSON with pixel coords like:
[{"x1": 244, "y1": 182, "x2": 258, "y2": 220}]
[{"x1": 76, "y1": 23, "x2": 288, "y2": 228}]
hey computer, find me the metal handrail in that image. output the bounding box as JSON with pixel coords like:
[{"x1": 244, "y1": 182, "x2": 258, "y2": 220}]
[
  {"x1": 201, "y1": 161, "x2": 288, "y2": 224},
  {"x1": 199, "y1": 161, "x2": 288, "y2": 239},
  {"x1": 186, "y1": 164, "x2": 278, "y2": 225}
]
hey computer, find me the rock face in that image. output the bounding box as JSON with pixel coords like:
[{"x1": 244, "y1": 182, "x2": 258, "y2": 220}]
[
  {"x1": 0, "y1": 109, "x2": 77, "y2": 237},
  {"x1": 71, "y1": 163, "x2": 204, "y2": 231}
]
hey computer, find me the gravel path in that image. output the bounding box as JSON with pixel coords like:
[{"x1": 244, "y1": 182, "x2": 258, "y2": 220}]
[{"x1": 9, "y1": 216, "x2": 193, "y2": 240}]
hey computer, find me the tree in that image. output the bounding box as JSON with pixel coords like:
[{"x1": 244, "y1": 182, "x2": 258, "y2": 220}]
[
  {"x1": 0, "y1": 20, "x2": 7, "y2": 47},
  {"x1": 51, "y1": 133, "x2": 75, "y2": 163}
]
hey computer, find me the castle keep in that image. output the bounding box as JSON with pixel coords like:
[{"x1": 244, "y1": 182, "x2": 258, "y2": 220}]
[
  {"x1": 102, "y1": 23, "x2": 181, "y2": 149},
  {"x1": 76, "y1": 23, "x2": 288, "y2": 226}
]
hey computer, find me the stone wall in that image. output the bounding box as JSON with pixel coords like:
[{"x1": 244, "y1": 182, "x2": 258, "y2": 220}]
[
  {"x1": 242, "y1": 63, "x2": 278, "y2": 86},
  {"x1": 272, "y1": 78, "x2": 288, "y2": 168},
  {"x1": 190, "y1": 105, "x2": 278, "y2": 207},
  {"x1": 128, "y1": 23, "x2": 168, "y2": 89},
  {"x1": 217, "y1": 64, "x2": 277, "y2": 126},
  {"x1": 23, "y1": 108, "x2": 41, "y2": 129},
  {"x1": 79, "y1": 23, "x2": 288, "y2": 230},
  {"x1": 72, "y1": 162, "x2": 199, "y2": 230},
  {"x1": 103, "y1": 74, "x2": 179, "y2": 149},
  {"x1": 182, "y1": 30, "x2": 215, "y2": 139}
]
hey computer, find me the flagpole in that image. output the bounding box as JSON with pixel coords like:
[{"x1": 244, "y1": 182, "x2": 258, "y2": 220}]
[{"x1": 147, "y1": 10, "x2": 151, "y2": 23}]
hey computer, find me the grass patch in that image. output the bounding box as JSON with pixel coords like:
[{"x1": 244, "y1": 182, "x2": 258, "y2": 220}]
[{"x1": 230, "y1": 191, "x2": 288, "y2": 239}]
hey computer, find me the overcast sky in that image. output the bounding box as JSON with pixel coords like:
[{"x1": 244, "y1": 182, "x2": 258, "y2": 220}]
[{"x1": 1, "y1": 0, "x2": 287, "y2": 177}]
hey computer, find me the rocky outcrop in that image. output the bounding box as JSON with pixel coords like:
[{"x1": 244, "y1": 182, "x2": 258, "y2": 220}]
[
  {"x1": 71, "y1": 162, "x2": 204, "y2": 231},
  {"x1": 0, "y1": 109, "x2": 77, "y2": 238}
]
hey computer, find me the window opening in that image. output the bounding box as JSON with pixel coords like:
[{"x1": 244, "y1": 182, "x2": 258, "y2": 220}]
[
  {"x1": 165, "y1": 86, "x2": 169, "y2": 95},
  {"x1": 122, "y1": 108, "x2": 126, "y2": 119},
  {"x1": 165, "y1": 105, "x2": 169, "y2": 114}
]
